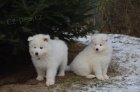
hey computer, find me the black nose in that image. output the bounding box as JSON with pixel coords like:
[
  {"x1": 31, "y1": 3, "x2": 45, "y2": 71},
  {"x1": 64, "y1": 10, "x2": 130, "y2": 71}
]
[
  {"x1": 35, "y1": 52, "x2": 38, "y2": 55},
  {"x1": 96, "y1": 48, "x2": 98, "y2": 51}
]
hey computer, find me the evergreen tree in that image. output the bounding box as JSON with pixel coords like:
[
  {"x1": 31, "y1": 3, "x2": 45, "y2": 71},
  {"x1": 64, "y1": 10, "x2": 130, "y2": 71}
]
[{"x1": 0, "y1": 0, "x2": 99, "y2": 63}]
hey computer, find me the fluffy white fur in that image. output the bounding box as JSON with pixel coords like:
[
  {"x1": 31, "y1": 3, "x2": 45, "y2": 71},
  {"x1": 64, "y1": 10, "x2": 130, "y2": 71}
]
[
  {"x1": 28, "y1": 34, "x2": 68, "y2": 86},
  {"x1": 67, "y1": 34, "x2": 112, "y2": 80}
]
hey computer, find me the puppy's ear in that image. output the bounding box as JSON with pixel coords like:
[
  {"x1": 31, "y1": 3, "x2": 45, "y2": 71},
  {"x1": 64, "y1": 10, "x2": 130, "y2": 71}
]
[
  {"x1": 43, "y1": 38, "x2": 48, "y2": 42},
  {"x1": 27, "y1": 37, "x2": 33, "y2": 41},
  {"x1": 43, "y1": 35, "x2": 50, "y2": 42}
]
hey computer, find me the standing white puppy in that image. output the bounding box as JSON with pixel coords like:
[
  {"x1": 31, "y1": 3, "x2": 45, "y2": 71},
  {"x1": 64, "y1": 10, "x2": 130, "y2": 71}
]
[
  {"x1": 68, "y1": 34, "x2": 112, "y2": 80},
  {"x1": 28, "y1": 34, "x2": 68, "y2": 86}
]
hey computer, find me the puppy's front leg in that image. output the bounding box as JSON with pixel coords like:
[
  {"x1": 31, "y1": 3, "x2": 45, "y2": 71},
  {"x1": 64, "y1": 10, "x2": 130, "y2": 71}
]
[
  {"x1": 46, "y1": 69, "x2": 57, "y2": 86},
  {"x1": 36, "y1": 68, "x2": 45, "y2": 81},
  {"x1": 102, "y1": 64, "x2": 109, "y2": 80},
  {"x1": 93, "y1": 65, "x2": 104, "y2": 81}
]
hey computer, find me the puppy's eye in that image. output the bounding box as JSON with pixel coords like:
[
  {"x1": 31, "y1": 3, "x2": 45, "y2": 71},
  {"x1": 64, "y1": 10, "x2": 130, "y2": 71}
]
[
  {"x1": 100, "y1": 44, "x2": 102, "y2": 46},
  {"x1": 34, "y1": 47, "x2": 36, "y2": 48},
  {"x1": 40, "y1": 47, "x2": 43, "y2": 49}
]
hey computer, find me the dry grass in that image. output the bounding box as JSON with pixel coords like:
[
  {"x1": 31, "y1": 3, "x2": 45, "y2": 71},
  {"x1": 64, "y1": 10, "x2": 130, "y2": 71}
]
[{"x1": 103, "y1": 0, "x2": 140, "y2": 38}]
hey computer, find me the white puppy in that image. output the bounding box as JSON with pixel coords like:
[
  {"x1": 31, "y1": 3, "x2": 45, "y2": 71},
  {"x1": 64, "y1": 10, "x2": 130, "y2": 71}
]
[
  {"x1": 67, "y1": 34, "x2": 112, "y2": 80},
  {"x1": 28, "y1": 34, "x2": 68, "y2": 86}
]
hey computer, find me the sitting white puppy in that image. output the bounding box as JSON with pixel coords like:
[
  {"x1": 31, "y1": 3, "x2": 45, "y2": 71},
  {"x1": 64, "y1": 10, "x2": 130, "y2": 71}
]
[
  {"x1": 28, "y1": 34, "x2": 68, "y2": 86},
  {"x1": 67, "y1": 34, "x2": 112, "y2": 80}
]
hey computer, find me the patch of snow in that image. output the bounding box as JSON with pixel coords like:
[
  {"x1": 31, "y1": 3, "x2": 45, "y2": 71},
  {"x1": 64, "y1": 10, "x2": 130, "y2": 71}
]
[{"x1": 73, "y1": 35, "x2": 91, "y2": 45}]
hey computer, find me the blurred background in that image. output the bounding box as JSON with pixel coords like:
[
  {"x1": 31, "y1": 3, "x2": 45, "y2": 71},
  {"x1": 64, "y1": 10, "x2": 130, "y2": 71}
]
[{"x1": 0, "y1": 0, "x2": 140, "y2": 75}]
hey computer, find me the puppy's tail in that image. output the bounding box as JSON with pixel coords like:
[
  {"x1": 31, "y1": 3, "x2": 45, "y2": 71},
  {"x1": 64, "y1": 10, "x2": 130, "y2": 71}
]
[{"x1": 65, "y1": 65, "x2": 71, "y2": 71}]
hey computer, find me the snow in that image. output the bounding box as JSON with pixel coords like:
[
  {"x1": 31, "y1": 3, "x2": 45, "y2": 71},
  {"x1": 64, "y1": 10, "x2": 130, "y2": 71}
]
[{"x1": 76, "y1": 34, "x2": 140, "y2": 92}]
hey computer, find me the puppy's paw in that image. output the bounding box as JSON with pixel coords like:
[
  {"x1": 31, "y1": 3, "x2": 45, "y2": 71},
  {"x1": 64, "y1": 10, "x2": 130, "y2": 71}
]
[
  {"x1": 86, "y1": 74, "x2": 96, "y2": 79},
  {"x1": 46, "y1": 79, "x2": 54, "y2": 86},
  {"x1": 96, "y1": 75, "x2": 105, "y2": 81},
  {"x1": 58, "y1": 73, "x2": 65, "y2": 76},
  {"x1": 103, "y1": 75, "x2": 109, "y2": 80},
  {"x1": 36, "y1": 75, "x2": 44, "y2": 81}
]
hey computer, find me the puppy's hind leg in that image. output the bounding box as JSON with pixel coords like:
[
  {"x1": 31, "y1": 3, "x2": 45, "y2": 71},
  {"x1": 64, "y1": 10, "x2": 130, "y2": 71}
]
[{"x1": 58, "y1": 60, "x2": 67, "y2": 76}]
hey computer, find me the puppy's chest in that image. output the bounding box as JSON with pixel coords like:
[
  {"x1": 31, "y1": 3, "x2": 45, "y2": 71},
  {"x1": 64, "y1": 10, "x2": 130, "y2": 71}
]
[
  {"x1": 88, "y1": 54, "x2": 109, "y2": 64},
  {"x1": 33, "y1": 59, "x2": 51, "y2": 69}
]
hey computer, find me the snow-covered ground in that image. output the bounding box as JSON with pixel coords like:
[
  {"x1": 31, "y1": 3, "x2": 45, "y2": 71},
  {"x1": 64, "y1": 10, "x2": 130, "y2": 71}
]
[{"x1": 76, "y1": 34, "x2": 140, "y2": 92}]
